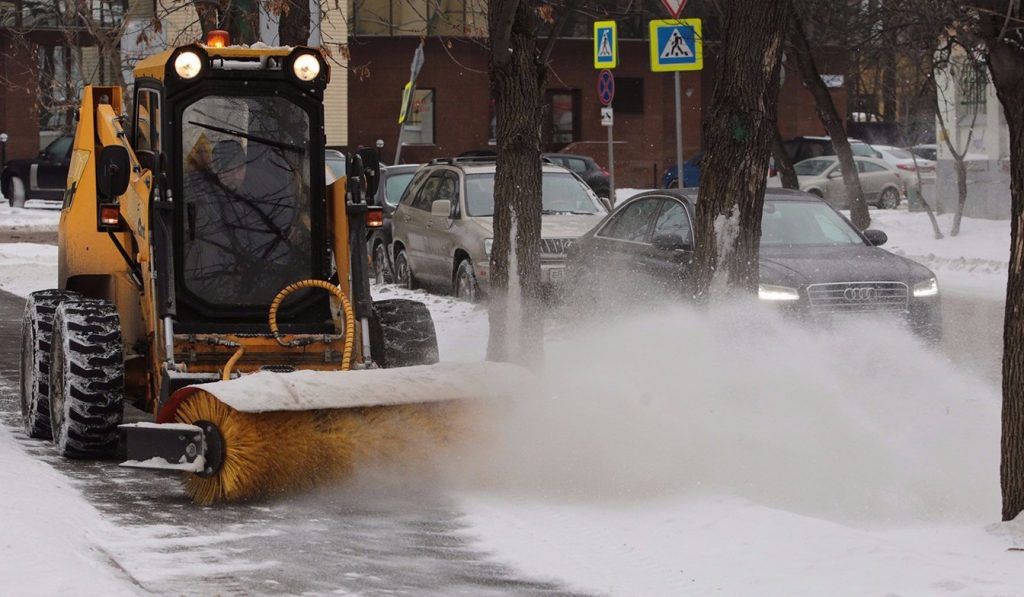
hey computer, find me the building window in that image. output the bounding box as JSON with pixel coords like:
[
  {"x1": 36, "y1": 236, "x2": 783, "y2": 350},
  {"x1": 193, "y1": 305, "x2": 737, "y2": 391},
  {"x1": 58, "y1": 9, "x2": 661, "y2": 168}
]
[
  {"x1": 353, "y1": 0, "x2": 487, "y2": 36},
  {"x1": 403, "y1": 89, "x2": 435, "y2": 145},
  {"x1": 615, "y1": 78, "x2": 644, "y2": 114},
  {"x1": 547, "y1": 90, "x2": 579, "y2": 145}
]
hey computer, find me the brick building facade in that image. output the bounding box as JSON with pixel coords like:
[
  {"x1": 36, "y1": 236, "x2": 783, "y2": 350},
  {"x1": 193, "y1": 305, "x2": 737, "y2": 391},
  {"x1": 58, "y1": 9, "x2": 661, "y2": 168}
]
[{"x1": 348, "y1": 36, "x2": 848, "y2": 188}]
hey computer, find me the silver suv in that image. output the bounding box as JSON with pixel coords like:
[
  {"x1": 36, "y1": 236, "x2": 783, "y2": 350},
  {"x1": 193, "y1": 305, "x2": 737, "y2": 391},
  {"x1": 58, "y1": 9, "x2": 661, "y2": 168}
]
[{"x1": 391, "y1": 159, "x2": 607, "y2": 300}]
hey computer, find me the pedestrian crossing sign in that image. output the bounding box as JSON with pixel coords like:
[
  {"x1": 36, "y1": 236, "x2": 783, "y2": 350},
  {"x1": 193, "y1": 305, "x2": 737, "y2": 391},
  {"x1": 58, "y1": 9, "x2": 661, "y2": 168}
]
[
  {"x1": 649, "y1": 19, "x2": 703, "y2": 72},
  {"x1": 594, "y1": 21, "x2": 618, "y2": 69}
]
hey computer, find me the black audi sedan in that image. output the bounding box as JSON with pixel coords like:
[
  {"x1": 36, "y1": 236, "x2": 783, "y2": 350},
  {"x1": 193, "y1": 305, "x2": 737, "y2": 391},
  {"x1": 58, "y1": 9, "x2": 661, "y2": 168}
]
[{"x1": 565, "y1": 188, "x2": 941, "y2": 340}]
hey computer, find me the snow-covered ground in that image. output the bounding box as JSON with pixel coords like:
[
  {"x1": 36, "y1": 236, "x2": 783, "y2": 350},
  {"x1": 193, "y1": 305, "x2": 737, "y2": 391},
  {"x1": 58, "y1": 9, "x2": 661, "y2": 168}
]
[
  {"x1": 0, "y1": 204, "x2": 62, "y2": 231},
  {"x1": 1, "y1": 204, "x2": 1022, "y2": 595}
]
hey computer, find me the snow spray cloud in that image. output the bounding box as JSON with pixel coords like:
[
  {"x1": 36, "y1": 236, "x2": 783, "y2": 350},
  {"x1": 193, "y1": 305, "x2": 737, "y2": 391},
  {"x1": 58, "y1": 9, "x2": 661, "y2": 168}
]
[{"x1": 456, "y1": 301, "x2": 999, "y2": 524}]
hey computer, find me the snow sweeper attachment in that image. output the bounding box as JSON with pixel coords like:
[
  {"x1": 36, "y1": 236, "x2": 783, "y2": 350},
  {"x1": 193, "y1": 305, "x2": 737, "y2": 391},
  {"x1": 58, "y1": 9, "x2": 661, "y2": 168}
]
[
  {"x1": 21, "y1": 35, "x2": 530, "y2": 505},
  {"x1": 121, "y1": 362, "x2": 527, "y2": 505}
]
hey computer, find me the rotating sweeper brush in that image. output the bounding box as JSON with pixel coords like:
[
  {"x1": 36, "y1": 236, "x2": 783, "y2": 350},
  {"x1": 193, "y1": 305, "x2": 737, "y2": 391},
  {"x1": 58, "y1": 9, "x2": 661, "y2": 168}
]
[{"x1": 120, "y1": 363, "x2": 525, "y2": 505}]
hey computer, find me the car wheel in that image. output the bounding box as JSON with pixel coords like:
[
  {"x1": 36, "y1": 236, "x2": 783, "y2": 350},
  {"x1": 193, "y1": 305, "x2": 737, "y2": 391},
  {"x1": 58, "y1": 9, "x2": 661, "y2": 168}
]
[
  {"x1": 879, "y1": 187, "x2": 901, "y2": 209},
  {"x1": 373, "y1": 243, "x2": 393, "y2": 284},
  {"x1": 8, "y1": 176, "x2": 26, "y2": 208},
  {"x1": 454, "y1": 259, "x2": 481, "y2": 303},
  {"x1": 393, "y1": 249, "x2": 418, "y2": 290}
]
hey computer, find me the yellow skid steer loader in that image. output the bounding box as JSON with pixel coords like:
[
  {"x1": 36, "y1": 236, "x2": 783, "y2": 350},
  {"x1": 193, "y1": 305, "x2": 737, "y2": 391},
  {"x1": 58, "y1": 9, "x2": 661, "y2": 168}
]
[{"x1": 20, "y1": 32, "x2": 521, "y2": 504}]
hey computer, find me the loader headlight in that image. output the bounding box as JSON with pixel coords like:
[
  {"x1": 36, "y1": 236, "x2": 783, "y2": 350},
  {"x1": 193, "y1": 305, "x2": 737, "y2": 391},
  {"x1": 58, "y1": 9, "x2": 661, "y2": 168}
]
[
  {"x1": 484, "y1": 238, "x2": 493, "y2": 256},
  {"x1": 913, "y1": 277, "x2": 939, "y2": 298},
  {"x1": 174, "y1": 51, "x2": 204, "y2": 80},
  {"x1": 292, "y1": 53, "x2": 321, "y2": 81},
  {"x1": 758, "y1": 284, "x2": 800, "y2": 301}
]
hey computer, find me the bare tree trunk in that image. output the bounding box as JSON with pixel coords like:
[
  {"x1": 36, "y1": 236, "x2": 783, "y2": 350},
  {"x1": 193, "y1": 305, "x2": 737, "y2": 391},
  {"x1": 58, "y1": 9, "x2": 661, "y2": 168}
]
[
  {"x1": 278, "y1": 0, "x2": 311, "y2": 46},
  {"x1": 692, "y1": 0, "x2": 791, "y2": 301},
  {"x1": 787, "y1": 12, "x2": 871, "y2": 230},
  {"x1": 910, "y1": 152, "x2": 944, "y2": 239},
  {"x1": 771, "y1": 126, "x2": 800, "y2": 189},
  {"x1": 486, "y1": 0, "x2": 544, "y2": 368},
  {"x1": 951, "y1": 158, "x2": 969, "y2": 235},
  {"x1": 977, "y1": 6, "x2": 1024, "y2": 522}
]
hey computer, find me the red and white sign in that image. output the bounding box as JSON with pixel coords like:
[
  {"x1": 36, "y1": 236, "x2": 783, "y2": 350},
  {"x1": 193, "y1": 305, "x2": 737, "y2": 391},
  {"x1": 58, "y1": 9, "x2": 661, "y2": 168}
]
[{"x1": 660, "y1": 0, "x2": 688, "y2": 18}]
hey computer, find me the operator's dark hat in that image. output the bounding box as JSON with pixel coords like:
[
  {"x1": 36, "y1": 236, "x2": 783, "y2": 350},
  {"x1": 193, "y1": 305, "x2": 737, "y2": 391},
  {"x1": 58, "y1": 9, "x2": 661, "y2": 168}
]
[{"x1": 212, "y1": 139, "x2": 245, "y2": 171}]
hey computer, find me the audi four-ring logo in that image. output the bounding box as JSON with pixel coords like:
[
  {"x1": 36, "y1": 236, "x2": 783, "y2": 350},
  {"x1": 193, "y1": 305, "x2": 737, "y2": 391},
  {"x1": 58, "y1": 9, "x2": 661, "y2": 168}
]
[{"x1": 844, "y1": 287, "x2": 876, "y2": 301}]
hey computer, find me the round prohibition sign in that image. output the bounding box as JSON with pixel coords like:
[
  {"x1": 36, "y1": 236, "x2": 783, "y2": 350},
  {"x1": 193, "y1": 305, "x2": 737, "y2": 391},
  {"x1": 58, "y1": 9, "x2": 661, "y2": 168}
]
[{"x1": 598, "y1": 70, "x2": 615, "y2": 106}]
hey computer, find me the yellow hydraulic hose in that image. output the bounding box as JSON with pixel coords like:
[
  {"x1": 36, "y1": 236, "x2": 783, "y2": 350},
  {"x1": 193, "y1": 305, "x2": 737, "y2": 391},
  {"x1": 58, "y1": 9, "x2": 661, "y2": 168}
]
[{"x1": 268, "y1": 280, "x2": 356, "y2": 371}]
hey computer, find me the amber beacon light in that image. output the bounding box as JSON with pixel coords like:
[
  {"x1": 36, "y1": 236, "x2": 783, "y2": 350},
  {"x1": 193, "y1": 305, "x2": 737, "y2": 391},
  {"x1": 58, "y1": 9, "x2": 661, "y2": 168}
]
[{"x1": 206, "y1": 30, "x2": 230, "y2": 48}]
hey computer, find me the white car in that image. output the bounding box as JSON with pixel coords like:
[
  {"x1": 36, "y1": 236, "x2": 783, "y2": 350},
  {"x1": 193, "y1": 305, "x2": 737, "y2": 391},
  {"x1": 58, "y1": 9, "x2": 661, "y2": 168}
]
[
  {"x1": 767, "y1": 156, "x2": 904, "y2": 209},
  {"x1": 872, "y1": 145, "x2": 936, "y2": 182}
]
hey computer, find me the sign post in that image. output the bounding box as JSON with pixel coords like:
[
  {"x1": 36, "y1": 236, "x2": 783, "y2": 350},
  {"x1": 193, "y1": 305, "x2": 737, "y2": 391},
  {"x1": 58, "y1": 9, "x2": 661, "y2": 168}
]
[
  {"x1": 650, "y1": 18, "x2": 702, "y2": 188},
  {"x1": 394, "y1": 42, "x2": 425, "y2": 165},
  {"x1": 598, "y1": 69, "x2": 616, "y2": 202}
]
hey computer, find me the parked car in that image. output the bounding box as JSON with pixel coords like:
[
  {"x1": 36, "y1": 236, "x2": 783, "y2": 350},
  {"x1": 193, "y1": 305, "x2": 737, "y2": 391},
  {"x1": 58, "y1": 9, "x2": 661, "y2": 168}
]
[
  {"x1": 368, "y1": 164, "x2": 421, "y2": 283},
  {"x1": 325, "y1": 149, "x2": 347, "y2": 183},
  {"x1": 911, "y1": 144, "x2": 938, "y2": 161},
  {"x1": 391, "y1": 158, "x2": 607, "y2": 301},
  {"x1": 781, "y1": 136, "x2": 881, "y2": 163},
  {"x1": 767, "y1": 155, "x2": 904, "y2": 209},
  {"x1": 872, "y1": 145, "x2": 936, "y2": 182},
  {"x1": 662, "y1": 151, "x2": 702, "y2": 189},
  {"x1": 565, "y1": 188, "x2": 941, "y2": 340},
  {"x1": 543, "y1": 153, "x2": 610, "y2": 198},
  {"x1": 1, "y1": 135, "x2": 73, "y2": 207}
]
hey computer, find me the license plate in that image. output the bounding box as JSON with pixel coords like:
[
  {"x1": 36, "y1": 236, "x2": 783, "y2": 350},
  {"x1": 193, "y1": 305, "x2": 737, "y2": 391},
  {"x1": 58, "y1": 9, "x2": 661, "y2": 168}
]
[{"x1": 549, "y1": 267, "x2": 565, "y2": 283}]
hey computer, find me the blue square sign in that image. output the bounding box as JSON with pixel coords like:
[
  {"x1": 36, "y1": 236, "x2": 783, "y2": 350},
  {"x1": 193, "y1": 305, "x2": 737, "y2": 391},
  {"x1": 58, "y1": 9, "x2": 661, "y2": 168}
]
[{"x1": 650, "y1": 19, "x2": 703, "y2": 72}]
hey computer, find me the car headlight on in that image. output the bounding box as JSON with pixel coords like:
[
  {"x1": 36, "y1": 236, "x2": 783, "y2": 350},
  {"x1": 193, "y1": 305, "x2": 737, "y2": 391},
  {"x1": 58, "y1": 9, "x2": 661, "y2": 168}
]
[
  {"x1": 758, "y1": 284, "x2": 800, "y2": 301},
  {"x1": 292, "y1": 53, "x2": 321, "y2": 81},
  {"x1": 174, "y1": 51, "x2": 203, "y2": 79},
  {"x1": 913, "y1": 277, "x2": 939, "y2": 298},
  {"x1": 484, "y1": 238, "x2": 493, "y2": 256}
]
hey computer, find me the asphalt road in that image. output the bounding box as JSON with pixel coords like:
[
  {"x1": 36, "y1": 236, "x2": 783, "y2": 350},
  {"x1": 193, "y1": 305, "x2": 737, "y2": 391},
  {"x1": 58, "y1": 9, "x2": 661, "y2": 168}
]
[{"x1": 0, "y1": 289, "x2": 583, "y2": 596}]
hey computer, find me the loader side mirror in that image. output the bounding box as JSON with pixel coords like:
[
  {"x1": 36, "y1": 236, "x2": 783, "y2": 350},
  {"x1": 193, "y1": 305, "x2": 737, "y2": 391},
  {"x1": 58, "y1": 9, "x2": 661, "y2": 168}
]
[
  {"x1": 98, "y1": 145, "x2": 131, "y2": 198},
  {"x1": 356, "y1": 147, "x2": 381, "y2": 199}
]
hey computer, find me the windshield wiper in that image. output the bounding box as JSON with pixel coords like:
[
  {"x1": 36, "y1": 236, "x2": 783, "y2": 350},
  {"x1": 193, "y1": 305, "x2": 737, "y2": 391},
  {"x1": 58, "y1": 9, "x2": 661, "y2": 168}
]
[{"x1": 188, "y1": 121, "x2": 305, "y2": 154}]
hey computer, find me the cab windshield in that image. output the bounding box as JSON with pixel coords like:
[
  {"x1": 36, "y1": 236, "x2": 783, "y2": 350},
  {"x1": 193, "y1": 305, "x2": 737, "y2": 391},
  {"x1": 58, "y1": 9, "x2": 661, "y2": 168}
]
[
  {"x1": 465, "y1": 172, "x2": 603, "y2": 217},
  {"x1": 180, "y1": 95, "x2": 313, "y2": 306}
]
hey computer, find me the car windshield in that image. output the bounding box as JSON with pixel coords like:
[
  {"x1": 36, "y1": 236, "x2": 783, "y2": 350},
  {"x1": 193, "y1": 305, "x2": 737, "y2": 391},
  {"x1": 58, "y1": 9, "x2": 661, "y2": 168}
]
[
  {"x1": 794, "y1": 159, "x2": 834, "y2": 176},
  {"x1": 465, "y1": 172, "x2": 602, "y2": 217},
  {"x1": 850, "y1": 143, "x2": 878, "y2": 158},
  {"x1": 761, "y1": 201, "x2": 865, "y2": 246},
  {"x1": 384, "y1": 172, "x2": 415, "y2": 206}
]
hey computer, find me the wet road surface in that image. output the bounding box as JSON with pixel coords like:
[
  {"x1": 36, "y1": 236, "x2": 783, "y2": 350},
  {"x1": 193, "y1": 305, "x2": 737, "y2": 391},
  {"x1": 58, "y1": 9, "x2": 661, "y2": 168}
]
[{"x1": 0, "y1": 289, "x2": 584, "y2": 596}]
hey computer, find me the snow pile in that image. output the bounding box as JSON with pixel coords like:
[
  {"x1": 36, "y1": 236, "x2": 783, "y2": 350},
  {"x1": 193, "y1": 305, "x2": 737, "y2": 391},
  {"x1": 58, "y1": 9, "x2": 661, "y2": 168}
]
[
  {"x1": 0, "y1": 243, "x2": 58, "y2": 297},
  {"x1": 0, "y1": 423, "x2": 136, "y2": 595},
  {"x1": 0, "y1": 204, "x2": 61, "y2": 230}
]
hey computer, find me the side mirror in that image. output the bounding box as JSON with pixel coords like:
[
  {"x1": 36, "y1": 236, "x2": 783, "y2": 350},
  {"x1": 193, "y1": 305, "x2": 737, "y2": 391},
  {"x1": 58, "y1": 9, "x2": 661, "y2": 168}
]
[
  {"x1": 97, "y1": 145, "x2": 131, "y2": 198},
  {"x1": 356, "y1": 147, "x2": 381, "y2": 198},
  {"x1": 652, "y1": 233, "x2": 691, "y2": 251},
  {"x1": 863, "y1": 229, "x2": 888, "y2": 246},
  {"x1": 430, "y1": 199, "x2": 452, "y2": 218}
]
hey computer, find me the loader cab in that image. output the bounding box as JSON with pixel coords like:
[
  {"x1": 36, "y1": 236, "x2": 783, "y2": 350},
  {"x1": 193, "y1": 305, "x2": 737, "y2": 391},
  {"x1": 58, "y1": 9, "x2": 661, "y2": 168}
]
[{"x1": 132, "y1": 39, "x2": 333, "y2": 333}]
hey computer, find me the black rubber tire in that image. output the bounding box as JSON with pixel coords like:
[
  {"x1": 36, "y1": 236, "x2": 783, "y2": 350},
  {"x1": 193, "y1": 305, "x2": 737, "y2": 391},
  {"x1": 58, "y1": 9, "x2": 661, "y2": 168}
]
[
  {"x1": 454, "y1": 259, "x2": 481, "y2": 302},
  {"x1": 393, "y1": 248, "x2": 418, "y2": 290},
  {"x1": 20, "y1": 289, "x2": 81, "y2": 439},
  {"x1": 8, "y1": 176, "x2": 26, "y2": 208},
  {"x1": 880, "y1": 187, "x2": 901, "y2": 209},
  {"x1": 373, "y1": 242, "x2": 393, "y2": 284},
  {"x1": 49, "y1": 299, "x2": 125, "y2": 458},
  {"x1": 370, "y1": 299, "x2": 439, "y2": 368}
]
